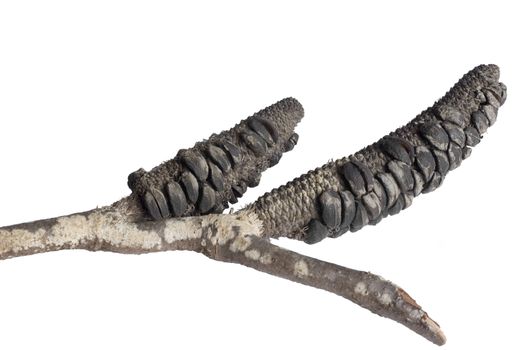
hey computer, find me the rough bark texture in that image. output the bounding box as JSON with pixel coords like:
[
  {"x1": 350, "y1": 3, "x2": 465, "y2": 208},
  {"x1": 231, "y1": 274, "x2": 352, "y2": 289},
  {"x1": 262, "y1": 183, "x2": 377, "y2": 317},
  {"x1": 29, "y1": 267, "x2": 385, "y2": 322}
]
[
  {"x1": 0, "y1": 65, "x2": 507, "y2": 346},
  {"x1": 0, "y1": 194, "x2": 205, "y2": 259},
  {"x1": 0, "y1": 193, "x2": 444, "y2": 345}
]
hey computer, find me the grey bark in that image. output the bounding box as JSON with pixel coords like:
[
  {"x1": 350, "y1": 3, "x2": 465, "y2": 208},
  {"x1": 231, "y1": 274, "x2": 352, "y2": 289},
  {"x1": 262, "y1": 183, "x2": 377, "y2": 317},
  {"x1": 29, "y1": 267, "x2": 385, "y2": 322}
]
[{"x1": 0, "y1": 194, "x2": 445, "y2": 345}]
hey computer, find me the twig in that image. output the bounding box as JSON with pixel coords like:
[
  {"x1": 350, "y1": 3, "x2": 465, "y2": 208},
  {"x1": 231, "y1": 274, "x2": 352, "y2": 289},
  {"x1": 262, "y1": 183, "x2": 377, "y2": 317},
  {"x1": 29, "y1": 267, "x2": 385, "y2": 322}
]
[{"x1": 208, "y1": 231, "x2": 446, "y2": 345}]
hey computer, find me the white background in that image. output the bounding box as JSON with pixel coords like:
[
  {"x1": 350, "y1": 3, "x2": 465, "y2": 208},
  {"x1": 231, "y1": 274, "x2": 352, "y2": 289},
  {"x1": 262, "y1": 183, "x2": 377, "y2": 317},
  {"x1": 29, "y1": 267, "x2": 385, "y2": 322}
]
[{"x1": 0, "y1": 1, "x2": 521, "y2": 349}]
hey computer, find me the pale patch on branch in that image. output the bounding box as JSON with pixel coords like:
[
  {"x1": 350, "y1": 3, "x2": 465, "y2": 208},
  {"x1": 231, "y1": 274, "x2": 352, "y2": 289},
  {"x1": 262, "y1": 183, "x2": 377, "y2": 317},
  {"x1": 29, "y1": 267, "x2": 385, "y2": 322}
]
[
  {"x1": 293, "y1": 259, "x2": 309, "y2": 278},
  {"x1": 0, "y1": 196, "x2": 444, "y2": 345},
  {"x1": 0, "y1": 228, "x2": 46, "y2": 256}
]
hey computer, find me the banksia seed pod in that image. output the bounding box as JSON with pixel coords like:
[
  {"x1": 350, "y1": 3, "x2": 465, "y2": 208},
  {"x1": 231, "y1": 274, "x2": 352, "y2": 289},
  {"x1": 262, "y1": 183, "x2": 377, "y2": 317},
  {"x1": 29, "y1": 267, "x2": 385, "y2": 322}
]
[
  {"x1": 246, "y1": 65, "x2": 506, "y2": 243},
  {"x1": 128, "y1": 97, "x2": 304, "y2": 220}
]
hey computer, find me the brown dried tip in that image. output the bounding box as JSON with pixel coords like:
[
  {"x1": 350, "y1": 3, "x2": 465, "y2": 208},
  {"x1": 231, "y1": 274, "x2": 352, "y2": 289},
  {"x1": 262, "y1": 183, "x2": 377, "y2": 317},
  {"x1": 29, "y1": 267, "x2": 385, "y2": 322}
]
[
  {"x1": 346, "y1": 272, "x2": 446, "y2": 345},
  {"x1": 394, "y1": 289, "x2": 446, "y2": 346}
]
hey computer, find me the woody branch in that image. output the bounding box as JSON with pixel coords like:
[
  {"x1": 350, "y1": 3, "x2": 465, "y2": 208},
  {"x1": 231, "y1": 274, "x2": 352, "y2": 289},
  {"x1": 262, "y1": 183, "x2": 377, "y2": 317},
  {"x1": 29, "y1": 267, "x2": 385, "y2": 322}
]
[{"x1": 0, "y1": 193, "x2": 445, "y2": 345}]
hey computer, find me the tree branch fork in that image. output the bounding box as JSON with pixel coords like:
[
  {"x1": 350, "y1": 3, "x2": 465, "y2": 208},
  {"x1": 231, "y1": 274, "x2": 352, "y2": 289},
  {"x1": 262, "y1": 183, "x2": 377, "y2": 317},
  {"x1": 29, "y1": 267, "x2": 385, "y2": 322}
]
[{"x1": 0, "y1": 194, "x2": 445, "y2": 346}]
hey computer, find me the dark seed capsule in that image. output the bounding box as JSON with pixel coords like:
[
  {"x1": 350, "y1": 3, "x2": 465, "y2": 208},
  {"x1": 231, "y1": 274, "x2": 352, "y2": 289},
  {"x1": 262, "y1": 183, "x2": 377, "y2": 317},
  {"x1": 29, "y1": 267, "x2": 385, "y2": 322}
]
[
  {"x1": 144, "y1": 191, "x2": 163, "y2": 221},
  {"x1": 330, "y1": 226, "x2": 350, "y2": 239},
  {"x1": 256, "y1": 118, "x2": 279, "y2": 143},
  {"x1": 442, "y1": 122, "x2": 466, "y2": 148},
  {"x1": 350, "y1": 202, "x2": 369, "y2": 232},
  {"x1": 419, "y1": 122, "x2": 450, "y2": 151},
  {"x1": 231, "y1": 188, "x2": 242, "y2": 201},
  {"x1": 376, "y1": 172, "x2": 400, "y2": 207},
  {"x1": 415, "y1": 146, "x2": 436, "y2": 182},
  {"x1": 380, "y1": 137, "x2": 412, "y2": 165},
  {"x1": 199, "y1": 184, "x2": 216, "y2": 214},
  {"x1": 166, "y1": 182, "x2": 188, "y2": 217},
  {"x1": 395, "y1": 136, "x2": 415, "y2": 154},
  {"x1": 181, "y1": 171, "x2": 199, "y2": 203},
  {"x1": 487, "y1": 84, "x2": 504, "y2": 99},
  {"x1": 448, "y1": 143, "x2": 463, "y2": 170},
  {"x1": 362, "y1": 192, "x2": 381, "y2": 221},
  {"x1": 342, "y1": 162, "x2": 366, "y2": 197},
  {"x1": 304, "y1": 219, "x2": 329, "y2": 244},
  {"x1": 232, "y1": 182, "x2": 247, "y2": 198},
  {"x1": 462, "y1": 146, "x2": 472, "y2": 159},
  {"x1": 465, "y1": 126, "x2": 481, "y2": 147},
  {"x1": 475, "y1": 90, "x2": 487, "y2": 104},
  {"x1": 411, "y1": 169, "x2": 424, "y2": 197},
  {"x1": 433, "y1": 150, "x2": 450, "y2": 176},
  {"x1": 352, "y1": 160, "x2": 374, "y2": 192},
  {"x1": 435, "y1": 105, "x2": 468, "y2": 128},
  {"x1": 500, "y1": 82, "x2": 508, "y2": 105},
  {"x1": 339, "y1": 190, "x2": 356, "y2": 231},
  {"x1": 127, "y1": 168, "x2": 146, "y2": 190},
  {"x1": 484, "y1": 89, "x2": 501, "y2": 109},
  {"x1": 284, "y1": 132, "x2": 299, "y2": 152},
  {"x1": 208, "y1": 162, "x2": 225, "y2": 192},
  {"x1": 481, "y1": 104, "x2": 497, "y2": 125},
  {"x1": 268, "y1": 152, "x2": 282, "y2": 167},
  {"x1": 388, "y1": 195, "x2": 404, "y2": 216},
  {"x1": 402, "y1": 193, "x2": 413, "y2": 210},
  {"x1": 369, "y1": 215, "x2": 384, "y2": 226},
  {"x1": 319, "y1": 190, "x2": 342, "y2": 230},
  {"x1": 283, "y1": 140, "x2": 295, "y2": 152},
  {"x1": 229, "y1": 193, "x2": 239, "y2": 204},
  {"x1": 246, "y1": 172, "x2": 261, "y2": 188},
  {"x1": 207, "y1": 144, "x2": 232, "y2": 173},
  {"x1": 241, "y1": 130, "x2": 268, "y2": 156},
  {"x1": 248, "y1": 118, "x2": 275, "y2": 145},
  {"x1": 237, "y1": 182, "x2": 248, "y2": 194},
  {"x1": 372, "y1": 179, "x2": 388, "y2": 214},
  {"x1": 422, "y1": 172, "x2": 443, "y2": 194},
  {"x1": 472, "y1": 111, "x2": 489, "y2": 134},
  {"x1": 387, "y1": 160, "x2": 414, "y2": 193},
  {"x1": 151, "y1": 188, "x2": 170, "y2": 219},
  {"x1": 221, "y1": 140, "x2": 242, "y2": 166},
  {"x1": 182, "y1": 151, "x2": 209, "y2": 182}
]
